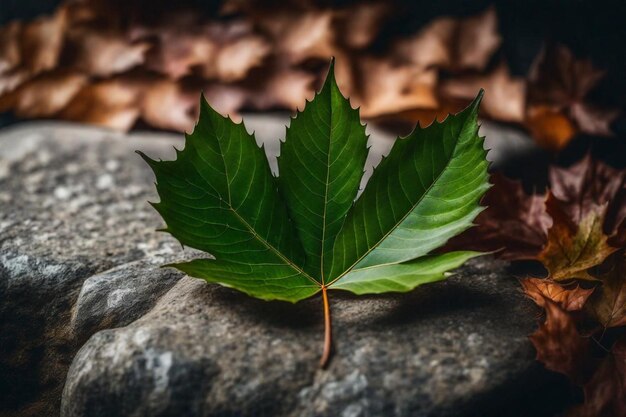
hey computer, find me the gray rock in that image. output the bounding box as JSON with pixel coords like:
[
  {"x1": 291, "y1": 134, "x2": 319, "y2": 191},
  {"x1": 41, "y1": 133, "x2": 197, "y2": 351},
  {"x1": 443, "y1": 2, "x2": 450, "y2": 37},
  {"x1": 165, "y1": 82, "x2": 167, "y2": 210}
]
[
  {"x1": 0, "y1": 119, "x2": 549, "y2": 417},
  {"x1": 69, "y1": 253, "x2": 205, "y2": 345},
  {"x1": 62, "y1": 258, "x2": 547, "y2": 417},
  {"x1": 0, "y1": 119, "x2": 396, "y2": 416},
  {"x1": 0, "y1": 123, "x2": 184, "y2": 416}
]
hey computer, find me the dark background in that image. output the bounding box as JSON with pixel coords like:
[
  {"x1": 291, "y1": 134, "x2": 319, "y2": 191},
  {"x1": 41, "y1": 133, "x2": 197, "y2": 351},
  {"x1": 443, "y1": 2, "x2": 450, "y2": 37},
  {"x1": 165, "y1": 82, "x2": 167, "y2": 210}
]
[{"x1": 2, "y1": 0, "x2": 626, "y2": 179}]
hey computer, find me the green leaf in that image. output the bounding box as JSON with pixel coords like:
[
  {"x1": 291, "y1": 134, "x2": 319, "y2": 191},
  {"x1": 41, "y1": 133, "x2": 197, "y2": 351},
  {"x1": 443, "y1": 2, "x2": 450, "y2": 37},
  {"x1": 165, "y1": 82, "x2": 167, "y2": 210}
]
[
  {"x1": 167, "y1": 259, "x2": 320, "y2": 302},
  {"x1": 327, "y1": 93, "x2": 490, "y2": 281},
  {"x1": 138, "y1": 98, "x2": 320, "y2": 303},
  {"x1": 278, "y1": 60, "x2": 368, "y2": 282},
  {"x1": 331, "y1": 251, "x2": 482, "y2": 295},
  {"x1": 140, "y1": 60, "x2": 490, "y2": 365}
]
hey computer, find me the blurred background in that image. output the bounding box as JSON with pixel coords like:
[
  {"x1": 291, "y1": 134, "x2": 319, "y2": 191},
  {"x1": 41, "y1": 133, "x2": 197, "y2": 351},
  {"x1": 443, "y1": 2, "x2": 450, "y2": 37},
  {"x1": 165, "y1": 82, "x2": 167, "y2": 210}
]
[{"x1": 1, "y1": 0, "x2": 626, "y2": 182}]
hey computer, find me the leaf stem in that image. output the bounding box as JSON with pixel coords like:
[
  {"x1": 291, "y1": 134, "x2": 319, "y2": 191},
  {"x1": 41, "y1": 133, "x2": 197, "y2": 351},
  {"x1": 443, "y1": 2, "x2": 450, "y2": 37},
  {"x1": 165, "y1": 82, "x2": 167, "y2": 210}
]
[{"x1": 320, "y1": 286, "x2": 333, "y2": 368}]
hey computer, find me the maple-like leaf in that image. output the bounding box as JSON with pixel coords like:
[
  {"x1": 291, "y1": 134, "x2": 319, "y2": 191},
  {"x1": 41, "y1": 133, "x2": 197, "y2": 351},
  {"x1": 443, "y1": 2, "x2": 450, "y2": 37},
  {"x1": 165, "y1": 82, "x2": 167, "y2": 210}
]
[
  {"x1": 140, "y1": 62, "x2": 489, "y2": 365},
  {"x1": 538, "y1": 194, "x2": 617, "y2": 281},
  {"x1": 522, "y1": 277, "x2": 594, "y2": 311},
  {"x1": 550, "y1": 155, "x2": 626, "y2": 240},
  {"x1": 587, "y1": 252, "x2": 626, "y2": 328},
  {"x1": 444, "y1": 174, "x2": 551, "y2": 260},
  {"x1": 568, "y1": 336, "x2": 626, "y2": 417},
  {"x1": 529, "y1": 297, "x2": 592, "y2": 385},
  {"x1": 527, "y1": 44, "x2": 620, "y2": 149},
  {"x1": 449, "y1": 157, "x2": 626, "y2": 265}
]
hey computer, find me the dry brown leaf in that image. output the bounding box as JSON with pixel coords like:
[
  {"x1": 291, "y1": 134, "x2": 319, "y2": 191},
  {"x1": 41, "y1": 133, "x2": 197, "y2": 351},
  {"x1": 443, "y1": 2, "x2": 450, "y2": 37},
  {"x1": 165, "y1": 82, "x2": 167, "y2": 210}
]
[
  {"x1": 206, "y1": 34, "x2": 270, "y2": 82},
  {"x1": 527, "y1": 44, "x2": 619, "y2": 146},
  {"x1": 0, "y1": 21, "x2": 21, "y2": 74},
  {"x1": 454, "y1": 6, "x2": 501, "y2": 72},
  {"x1": 550, "y1": 155, "x2": 626, "y2": 235},
  {"x1": 522, "y1": 278, "x2": 594, "y2": 311},
  {"x1": 145, "y1": 29, "x2": 215, "y2": 79},
  {"x1": 336, "y1": 2, "x2": 388, "y2": 50},
  {"x1": 67, "y1": 28, "x2": 150, "y2": 77},
  {"x1": 444, "y1": 174, "x2": 551, "y2": 260},
  {"x1": 394, "y1": 6, "x2": 500, "y2": 72},
  {"x1": 539, "y1": 194, "x2": 617, "y2": 281},
  {"x1": 0, "y1": 69, "x2": 30, "y2": 97},
  {"x1": 247, "y1": 66, "x2": 316, "y2": 111},
  {"x1": 201, "y1": 83, "x2": 248, "y2": 118},
  {"x1": 145, "y1": 23, "x2": 228, "y2": 78},
  {"x1": 141, "y1": 78, "x2": 198, "y2": 132},
  {"x1": 59, "y1": 77, "x2": 143, "y2": 130},
  {"x1": 19, "y1": 7, "x2": 67, "y2": 74},
  {"x1": 568, "y1": 337, "x2": 626, "y2": 417},
  {"x1": 146, "y1": 21, "x2": 269, "y2": 82},
  {"x1": 440, "y1": 62, "x2": 526, "y2": 123},
  {"x1": 0, "y1": 70, "x2": 87, "y2": 117},
  {"x1": 260, "y1": 10, "x2": 336, "y2": 64},
  {"x1": 586, "y1": 252, "x2": 626, "y2": 328},
  {"x1": 447, "y1": 157, "x2": 625, "y2": 268},
  {"x1": 357, "y1": 58, "x2": 438, "y2": 118},
  {"x1": 571, "y1": 102, "x2": 620, "y2": 137},
  {"x1": 529, "y1": 44, "x2": 604, "y2": 110},
  {"x1": 393, "y1": 17, "x2": 456, "y2": 69},
  {"x1": 529, "y1": 298, "x2": 592, "y2": 385}
]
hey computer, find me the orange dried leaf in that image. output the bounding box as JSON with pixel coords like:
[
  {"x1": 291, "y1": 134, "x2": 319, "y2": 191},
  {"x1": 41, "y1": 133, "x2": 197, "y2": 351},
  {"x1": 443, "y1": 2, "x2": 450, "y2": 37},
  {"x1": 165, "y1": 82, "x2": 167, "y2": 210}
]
[
  {"x1": 526, "y1": 105, "x2": 577, "y2": 150},
  {"x1": 522, "y1": 278, "x2": 594, "y2": 311},
  {"x1": 0, "y1": 70, "x2": 87, "y2": 117},
  {"x1": 59, "y1": 77, "x2": 143, "y2": 130}
]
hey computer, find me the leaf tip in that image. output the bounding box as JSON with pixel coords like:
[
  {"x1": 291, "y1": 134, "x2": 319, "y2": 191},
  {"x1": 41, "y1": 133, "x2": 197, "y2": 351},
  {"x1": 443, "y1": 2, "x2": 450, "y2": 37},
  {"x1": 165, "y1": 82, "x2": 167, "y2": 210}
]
[
  {"x1": 470, "y1": 89, "x2": 485, "y2": 112},
  {"x1": 136, "y1": 150, "x2": 155, "y2": 165}
]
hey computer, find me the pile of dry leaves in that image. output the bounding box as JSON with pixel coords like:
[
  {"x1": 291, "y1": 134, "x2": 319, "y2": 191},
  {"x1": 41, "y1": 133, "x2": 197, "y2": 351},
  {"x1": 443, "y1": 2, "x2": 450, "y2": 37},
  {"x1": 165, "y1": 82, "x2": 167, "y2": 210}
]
[
  {"x1": 0, "y1": 0, "x2": 621, "y2": 149},
  {"x1": 448, "y1": 155, "x2": 626, "y2": 416}
]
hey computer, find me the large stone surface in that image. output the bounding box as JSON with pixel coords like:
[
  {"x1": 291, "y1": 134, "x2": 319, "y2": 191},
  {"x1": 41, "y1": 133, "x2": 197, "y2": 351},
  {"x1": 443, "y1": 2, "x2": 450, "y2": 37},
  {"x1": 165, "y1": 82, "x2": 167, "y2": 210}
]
[
  {"x1": 0, "y1": 119, "x2": 394, "y2": 416},
  {"x1": 0, "y1": 123, "x2": 186, "y2": 417},
  {"x1": 62, "y1": 259, "x2": 546, "y2": 417},
  {"x1": 0, "y1": 119, "x2": 553, "y2": 417}
]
